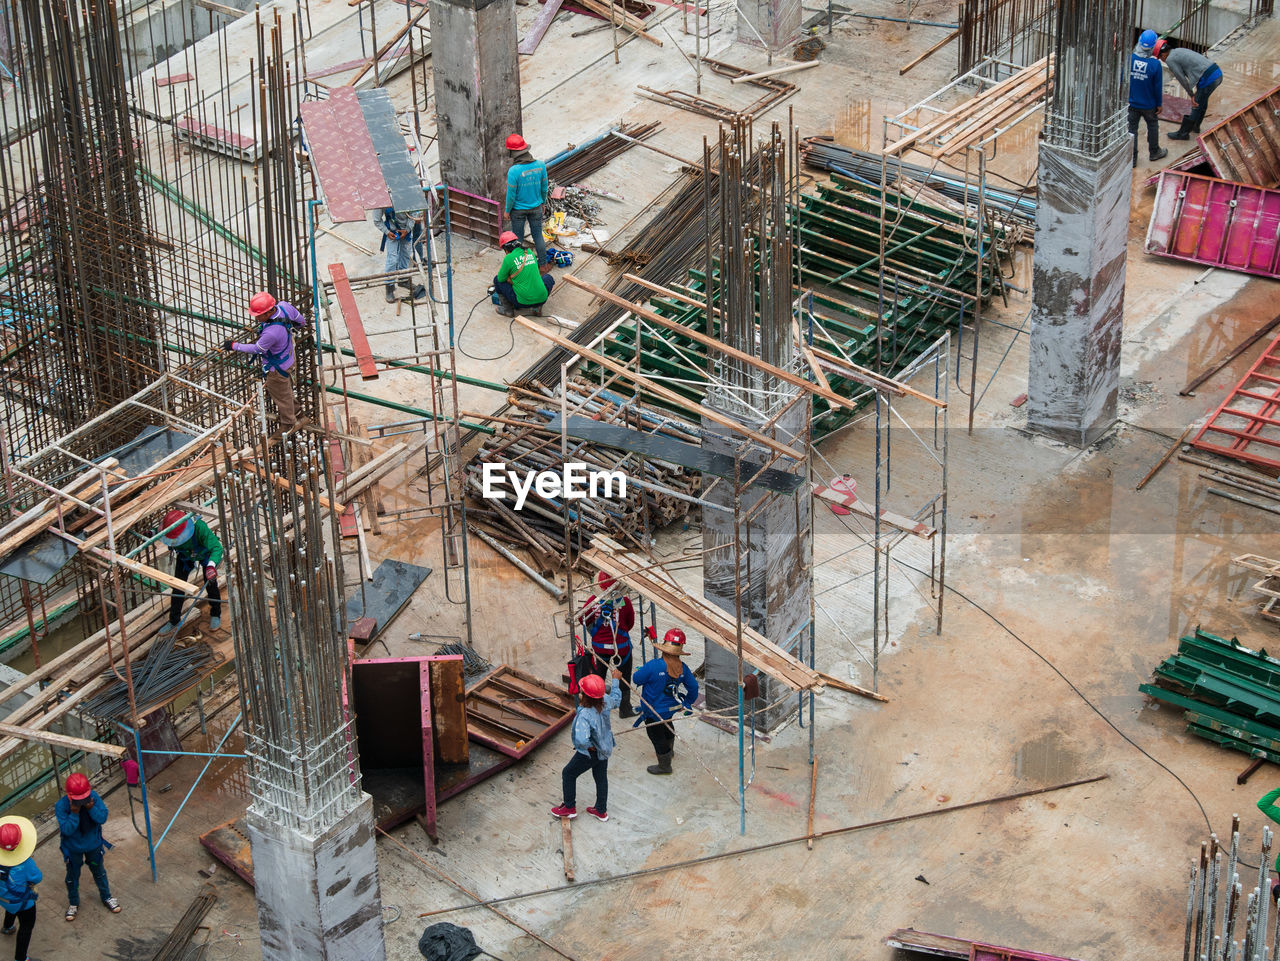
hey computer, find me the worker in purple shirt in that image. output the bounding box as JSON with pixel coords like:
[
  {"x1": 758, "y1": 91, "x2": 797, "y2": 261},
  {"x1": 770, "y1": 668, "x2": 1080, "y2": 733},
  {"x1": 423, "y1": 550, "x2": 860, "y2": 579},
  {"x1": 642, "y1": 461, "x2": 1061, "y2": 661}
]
[{"x1": 223, "y1": 292, "x2": 307, "y2": 432}]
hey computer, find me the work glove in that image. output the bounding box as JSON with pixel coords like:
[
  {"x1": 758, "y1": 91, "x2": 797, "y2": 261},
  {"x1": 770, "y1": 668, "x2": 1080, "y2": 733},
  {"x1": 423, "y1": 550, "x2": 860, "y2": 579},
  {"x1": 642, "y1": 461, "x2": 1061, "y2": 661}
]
[
  {"x1": 222, "y1": 339, "x2": 235, "y2": 351},
  {"x1": 204, "y1": 565, "x2": 217, "y2": 582}
]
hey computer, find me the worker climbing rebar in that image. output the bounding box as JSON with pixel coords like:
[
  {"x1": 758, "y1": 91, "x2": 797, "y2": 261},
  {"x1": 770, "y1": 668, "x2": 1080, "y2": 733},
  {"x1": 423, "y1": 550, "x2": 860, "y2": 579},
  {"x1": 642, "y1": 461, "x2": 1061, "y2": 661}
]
[{"x1": 223, "y1": 292, "x2": 308, "y2": 434}]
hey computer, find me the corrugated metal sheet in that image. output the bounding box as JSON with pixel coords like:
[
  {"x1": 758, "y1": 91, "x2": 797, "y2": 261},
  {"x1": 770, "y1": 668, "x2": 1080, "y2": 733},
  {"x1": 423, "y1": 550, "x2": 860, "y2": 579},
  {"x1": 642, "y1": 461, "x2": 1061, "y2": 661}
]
[
  {"x1": 1145, "y1": 169, "x2": 1280, "y2": 280},
  {"x1": 1198, "y1": 82, "x2": 1280, "y2": 188}
]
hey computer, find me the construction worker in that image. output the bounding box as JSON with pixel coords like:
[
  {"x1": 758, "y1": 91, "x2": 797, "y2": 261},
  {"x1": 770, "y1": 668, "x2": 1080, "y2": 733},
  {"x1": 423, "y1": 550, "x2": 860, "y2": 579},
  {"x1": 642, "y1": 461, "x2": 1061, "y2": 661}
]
[
  {"x1": 504, "y1": 134, "x2": 549, "y2": 268},
  {"x1": 1257, "y1": 786, "x2": 1280, "y2": 901},
  {"x1": 631, "y1": 628, "x2": 698, "y2": 776},
  {"x1": 56, "y1": 773, "x2": 119, "y2": 922},
  {"x1": 551, "y1": 669, "x2": 622, "y2": 822},
  {"x1": 1158, "y1": 39, "x2": 1223, "y2": 140},
  {"x1": 158, "y1": 509, "x2": 223, "y2": 635},
  {"x1": 578, "y1": 572, "x2": 635, "y2": 717},
  {"x1": 0, "y1": 814, "x2": 41, "y2": 961},
  {"x1": 492, "y1": 231, "x2": 554, "y2": 318},
  {"x1": 1128, "y1": 30, "x2": 1168, "y2": 164},
  {"x1": 223, "y1": 292, "x2": 307, "y2": 433},
  {"x1": 378, "y1": 206, "x2": 427, "y2": 303}
]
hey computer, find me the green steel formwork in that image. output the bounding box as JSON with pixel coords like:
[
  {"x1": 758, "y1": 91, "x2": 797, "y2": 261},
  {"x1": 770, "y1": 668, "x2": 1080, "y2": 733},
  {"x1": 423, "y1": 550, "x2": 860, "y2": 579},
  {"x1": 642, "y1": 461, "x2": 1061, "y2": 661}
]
[{"x1": 580, "y1": 174, "x2": 1006, "y2": 437}]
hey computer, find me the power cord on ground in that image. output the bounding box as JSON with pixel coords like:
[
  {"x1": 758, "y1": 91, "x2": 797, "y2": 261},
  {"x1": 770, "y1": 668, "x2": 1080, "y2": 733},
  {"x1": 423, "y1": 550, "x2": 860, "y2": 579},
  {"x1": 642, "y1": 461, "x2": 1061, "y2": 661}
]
[{"x1": 456, "y1": 292, "x2": 569, "y2": 362}]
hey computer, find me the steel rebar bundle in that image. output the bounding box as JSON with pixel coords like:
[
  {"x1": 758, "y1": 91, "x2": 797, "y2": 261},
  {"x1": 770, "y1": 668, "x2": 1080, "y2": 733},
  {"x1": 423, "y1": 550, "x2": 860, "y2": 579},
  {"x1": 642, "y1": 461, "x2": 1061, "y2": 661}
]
[
  {"x1": 1043, "y1": 0, "x2": 1135, "y2": 155},
  {"x1": 1185, "y1": 822, "x2": 1276, "y2": 961},
  {"x1": 217, "y1": 432, "x2": 361, "y2": 836},
  {"x1": 958, "y1": 0, "x2": 1055, "y2": 75},
  {"x1": 149, "y1": 883, "x2": 218, "y2": 961}
]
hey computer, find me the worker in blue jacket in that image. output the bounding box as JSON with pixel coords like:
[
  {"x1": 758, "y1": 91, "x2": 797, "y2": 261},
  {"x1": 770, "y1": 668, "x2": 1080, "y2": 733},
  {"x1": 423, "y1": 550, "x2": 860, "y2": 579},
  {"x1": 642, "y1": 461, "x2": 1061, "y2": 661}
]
[
  {"x1": 632, "y1": 628, "x2": 698, "y2": 776},
  {"x1": 503, "y1": 133, "x2": 549, "y2": 268},
  {"x1": 1129, "y1": 30, "x2": 1168, "y2": 165},
  {"x1": 0, "y1": 814, "x2": 41, "y2": 961},
  {"x1": 56, "y1": 773, "x2": 119, "y2": 922},
  {"x1": 551, "y1": 670, "x2": 622, "y2": 822}
]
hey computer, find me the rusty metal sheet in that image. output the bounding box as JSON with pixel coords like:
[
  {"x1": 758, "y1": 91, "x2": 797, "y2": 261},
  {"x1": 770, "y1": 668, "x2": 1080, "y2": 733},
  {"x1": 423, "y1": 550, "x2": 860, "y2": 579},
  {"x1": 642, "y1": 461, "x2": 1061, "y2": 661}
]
[
  {"x1": 1198, "y1": 83, "x2": 1280, "y2": 189},
  {"x1": 464, "y1": 665, "x2": 574, "y2": 758},
  {"x1": 1145, "y1": 170, "x2": 1280, "y2": 280}
]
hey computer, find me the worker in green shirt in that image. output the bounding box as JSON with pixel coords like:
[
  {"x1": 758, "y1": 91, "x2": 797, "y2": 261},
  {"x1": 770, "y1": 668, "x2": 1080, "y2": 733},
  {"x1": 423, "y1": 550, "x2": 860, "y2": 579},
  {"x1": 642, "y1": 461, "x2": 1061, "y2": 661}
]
[
  {"x1": 158, "y1": 508, "x2": 224, "y2": 634},
  {"x1": 492, "y1": 231, "x2": 554, "y2": 317},
  {"x1": 1257, "y1": 786, "x2": 1280, "y2": 900}
]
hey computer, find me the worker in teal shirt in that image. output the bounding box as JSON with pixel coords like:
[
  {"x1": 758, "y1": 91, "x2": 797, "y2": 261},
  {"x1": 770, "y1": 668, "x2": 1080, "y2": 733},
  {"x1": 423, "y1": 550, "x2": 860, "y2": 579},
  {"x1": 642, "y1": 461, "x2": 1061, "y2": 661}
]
[
  {"x1": 1258, "y1": 786, "x2": 1280, "y2": 900},
  {"x1": 492, "y1": 231, "x2": 554, "y2": 317},
  {"x1": 503, "y1": 133, "x2": 549, "y2": 267}
]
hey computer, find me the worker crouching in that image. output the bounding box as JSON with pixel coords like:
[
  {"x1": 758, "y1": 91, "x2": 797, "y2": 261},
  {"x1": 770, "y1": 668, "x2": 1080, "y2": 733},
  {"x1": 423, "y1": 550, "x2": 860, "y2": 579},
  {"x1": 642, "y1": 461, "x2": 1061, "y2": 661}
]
[
  {"x1": 492, "y1": 231, "x2": 553, "y2": 318},
  {"x1": 552, "y1": 670, "x2": 622, "y2": 822},
  {"x1": 158, "y1": 509, "x2": 223, "y2": 635},
  {"x1": 632, "y1": 629, "x2": 698, "y2": 775}
]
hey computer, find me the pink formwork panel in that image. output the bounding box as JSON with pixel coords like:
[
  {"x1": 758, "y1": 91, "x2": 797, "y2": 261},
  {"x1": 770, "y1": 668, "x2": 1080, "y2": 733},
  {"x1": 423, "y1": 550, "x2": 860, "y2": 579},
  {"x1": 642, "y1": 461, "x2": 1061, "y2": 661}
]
[
  {"x1": 1146, "y1": 169, "x2": 1280, "y2": 280},
  {"x1": 298, "y1": 94, "x2": 391, "y2": 224}
]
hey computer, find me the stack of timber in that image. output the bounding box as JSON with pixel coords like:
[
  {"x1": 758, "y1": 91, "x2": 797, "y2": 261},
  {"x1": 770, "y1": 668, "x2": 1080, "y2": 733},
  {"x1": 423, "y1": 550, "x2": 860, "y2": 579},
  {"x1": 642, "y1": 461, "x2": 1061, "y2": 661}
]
[
  {"x1": 1140, "y1": 627, "x2": 1280, "y2": 763},
  {"x1": 579, "y1": 174, "x2": 999, "y2": 435},
  {"x1": 466, "y1": 378, "x2": 699, "y2": 574}
]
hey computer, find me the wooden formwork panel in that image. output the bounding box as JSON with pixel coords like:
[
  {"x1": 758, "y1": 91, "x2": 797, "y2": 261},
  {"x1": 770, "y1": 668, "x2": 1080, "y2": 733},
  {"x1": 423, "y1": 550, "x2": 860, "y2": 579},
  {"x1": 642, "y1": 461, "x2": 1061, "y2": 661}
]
[{"x1": 1199, "y1": 83, "x2": 1280, "y2": 189}]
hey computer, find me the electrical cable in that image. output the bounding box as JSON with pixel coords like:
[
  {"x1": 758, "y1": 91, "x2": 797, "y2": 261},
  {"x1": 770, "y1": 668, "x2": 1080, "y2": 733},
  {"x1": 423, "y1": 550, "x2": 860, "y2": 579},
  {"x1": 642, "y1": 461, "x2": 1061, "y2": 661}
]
[{"x1": 456, "y1": 290, "x2": 570, "y2": 362}]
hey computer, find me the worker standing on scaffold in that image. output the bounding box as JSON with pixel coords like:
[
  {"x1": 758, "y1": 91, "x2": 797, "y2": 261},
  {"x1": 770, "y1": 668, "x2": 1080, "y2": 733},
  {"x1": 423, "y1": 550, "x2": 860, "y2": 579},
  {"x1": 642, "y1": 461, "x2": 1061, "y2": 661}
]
[{"x1": 578, "y1": 572, "x2": 635, "y2": 718}]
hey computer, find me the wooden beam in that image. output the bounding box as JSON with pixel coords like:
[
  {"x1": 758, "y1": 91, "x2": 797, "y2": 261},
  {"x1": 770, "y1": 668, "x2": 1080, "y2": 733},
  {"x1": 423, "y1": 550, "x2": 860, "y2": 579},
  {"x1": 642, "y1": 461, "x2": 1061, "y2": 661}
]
[
  {"x1": 329, "y1": 264, "x2": 380, "y2": 381},
  {"x1": 560, "y1": 816, "x2": 575, "y2": 881},
  {"x1": 0, "y1": 723, "x2": 126, "y2": 758},
  {"x1": 729, "y1": 61, "x2": 819, "y2": 84},
  {"x1": 518, "y1": 0, "x2": 565, "y2": 55},
  {"x1": 809, "y1": 345, "x2": 946, "y2": 409},
  {"x1": 239, "y1": 460, "x2": 344, "y2": 515},
  {"x1": 510, "y1": 313, "x2": 806, "y2": 463},
  {"x1": 812, "y1": 483, "x2": 936, "y2": 539},
  {"x1": 346, "y1": 5, "x2": 429, "y2": 86},
  {"x1": 0, "y1": 460, "x2": 120, "y2": 558}
]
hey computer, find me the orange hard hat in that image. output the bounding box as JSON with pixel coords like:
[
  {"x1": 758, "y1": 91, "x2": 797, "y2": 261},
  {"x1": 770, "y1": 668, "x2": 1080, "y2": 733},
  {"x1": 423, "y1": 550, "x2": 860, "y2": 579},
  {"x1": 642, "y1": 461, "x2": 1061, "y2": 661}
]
[
  {"x1": 579, "y1": 674, "x2": 606, "y2": 699},
  {"x1": 499, "y1": 230, "x2": 519, "y2": 248},
  {"x1": 65, "y1": 772, "x2": 92, "y2": 800},
  {"x1": 505, "y1": 134, "x2": 528, "y2": 151},
  {"x1": 249, "y1": 291, "x2": 277, "y2": 317}
]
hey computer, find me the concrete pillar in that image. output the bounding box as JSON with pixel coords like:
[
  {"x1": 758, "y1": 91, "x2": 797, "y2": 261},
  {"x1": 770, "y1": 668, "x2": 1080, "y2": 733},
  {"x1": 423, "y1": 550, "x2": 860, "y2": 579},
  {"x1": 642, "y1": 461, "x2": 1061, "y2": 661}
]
[
  {"x1": 428, "y1": 0, "x2": 522, "y2": 204},
  {"x1": 736, "y1": 0, "x2": 800, "y2": 54},
  {"x1": 247, "y1": 796, "x2": 386, "y2": 961},
  {"x1": 701, "y1": 397, "x2": 811, "y2": 732},
  {"x1": 1024, "y1": 137, "x2": 1130, "y2": 446}
]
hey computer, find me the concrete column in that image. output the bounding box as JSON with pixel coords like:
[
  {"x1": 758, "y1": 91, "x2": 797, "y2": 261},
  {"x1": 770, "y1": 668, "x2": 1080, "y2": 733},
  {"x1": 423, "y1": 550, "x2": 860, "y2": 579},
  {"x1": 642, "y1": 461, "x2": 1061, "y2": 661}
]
[
  {"x1": 701, "y1": 398, "x2": 811, "y2": 732},
  {"x1": 1025, "y1": 137, "x2": 1131, "y2": 446},
  {"x1": 736, "y1": 0, "x2": 800, "y2": 54},
  {"x1": 247, "y1": 795, "x2": 386, "y2": 961},
  {"x1": 428, "y1": 0, "x2": 523, "y2": 204}
]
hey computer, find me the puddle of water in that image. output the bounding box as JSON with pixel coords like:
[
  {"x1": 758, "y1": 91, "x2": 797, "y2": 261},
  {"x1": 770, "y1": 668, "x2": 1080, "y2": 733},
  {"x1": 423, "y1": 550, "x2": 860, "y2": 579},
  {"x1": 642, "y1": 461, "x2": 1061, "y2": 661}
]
[{"x1": 1014, "y1": 730, "x2": 1082, "y2": 781}]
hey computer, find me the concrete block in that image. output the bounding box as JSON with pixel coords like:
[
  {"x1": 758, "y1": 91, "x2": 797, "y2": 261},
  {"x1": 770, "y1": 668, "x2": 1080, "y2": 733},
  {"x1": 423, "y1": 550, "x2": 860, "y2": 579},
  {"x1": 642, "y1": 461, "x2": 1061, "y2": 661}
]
[
  {"x1": 247, "y1": 794, "x2": 386, "y2": 961},
  {"x1": 1026, "y1": 136, "x2": 1131, "y2": 446}
]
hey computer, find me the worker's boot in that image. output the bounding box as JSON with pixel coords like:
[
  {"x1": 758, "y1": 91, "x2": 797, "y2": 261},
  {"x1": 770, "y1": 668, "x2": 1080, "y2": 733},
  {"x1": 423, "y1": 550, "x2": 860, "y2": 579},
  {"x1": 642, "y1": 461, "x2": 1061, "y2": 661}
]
[
  {"x1": 384, "y1": 284, "x2": 396, "y2": 303},
  {"x1": 618, "y1": 689, "x2": 634, "y2": 719},
  {"x1": 1151, "y1": 147, "x2": 1168, "y2": 161},
  {"x1": 495, "y1": 302, "x2": 514, "y2": 317},
  {"x1": 646, "y1": 752, "x2": 673, "y2": 775}
]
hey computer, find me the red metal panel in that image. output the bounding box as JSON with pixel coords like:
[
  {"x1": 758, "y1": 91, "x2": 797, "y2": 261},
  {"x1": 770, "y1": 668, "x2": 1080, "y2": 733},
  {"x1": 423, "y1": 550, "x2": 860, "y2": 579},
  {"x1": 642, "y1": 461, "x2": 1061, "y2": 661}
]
[
  {"x1": 1198, "y1": 82, "x2": 1280, "y2": 188},
  {"x1": 328, "y1": 88, "x2": 394, "y2": 213},
  {"x1": 327, "y1": 263, "x2": 379, "y2": 380},
  {"x1": 418, "y1": 660, "x2": 436, "y2": 840},
  {"x1": 1145, "y1": 170, "x2": 1280, "y2": 280},
  {"x1": 299, "y1": 94, "x2": 392, "y2": 223},
  {"x1": 1190, "y1": 330, "x2": 1280, "y2": 470}
]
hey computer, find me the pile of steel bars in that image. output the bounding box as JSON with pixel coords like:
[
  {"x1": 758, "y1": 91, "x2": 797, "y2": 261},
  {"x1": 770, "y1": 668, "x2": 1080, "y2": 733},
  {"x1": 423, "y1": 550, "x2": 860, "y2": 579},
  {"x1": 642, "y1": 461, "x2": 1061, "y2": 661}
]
[
  {"x1": 546, "y1": 121, "x2": 662, "y2": 186},
  {"x1": 80, "y1": 633, "x2": 215, "y2": 720},
  {"x1": 149, "y1": 884, "x2": 218, "y2": 961}
]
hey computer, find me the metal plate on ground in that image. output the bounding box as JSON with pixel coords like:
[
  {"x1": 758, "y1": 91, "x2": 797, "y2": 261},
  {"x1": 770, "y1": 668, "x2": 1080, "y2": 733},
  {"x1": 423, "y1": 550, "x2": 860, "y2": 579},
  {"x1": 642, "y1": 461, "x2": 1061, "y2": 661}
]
[
  {"x1": 199, "y1": 817, "x2": 254, "y2": 887},
  {"x1": 344, "y1": 559, "x2": 432, "y2": 639},
  {"x1": 464, "y1": 665, "x2": 574, "y2": 758},
  {"x1": 110, "y1": 424, "x2": 198, "y2": 477},
  {"x1": 0, "y1": 533, "x2": 78, "y2": 584},
  {"x1": 545, "y1": 413, "x2": 805, "y2": 492}
]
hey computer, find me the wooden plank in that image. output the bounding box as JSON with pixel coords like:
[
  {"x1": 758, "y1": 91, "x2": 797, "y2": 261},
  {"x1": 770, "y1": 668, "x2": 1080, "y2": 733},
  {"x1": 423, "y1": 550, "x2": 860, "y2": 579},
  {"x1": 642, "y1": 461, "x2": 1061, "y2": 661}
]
[
  {"x1": 509, "y1": 314, "x2": 805, "y2": 462},
  {"x1": 572, "y1": 0, "x2": 662, "y2": 45},
  {"x1": 811, "y1": 483, "x2": 936, "y2": 539},
  {"x1": 518, "y1": 0, "x2": 566, "y2": 55},
  {"x1": 560, "y1": 816, "x2": 575, "y2": 881},
  {"x1": 428, "y1": 658, "x2": 469, "y2": 764},
  {"x1": 0, "y1": 722, "x2": 126, "y2": 757},
  {"x1": 0, "y1": 461, "x2": 120, "y2": 558},
  {"x1": 338, "y1": 443, "x2": 410, "y2": 499},
  {"x1": 328, "y1": 263, "x2": 380, "y2": 380}
]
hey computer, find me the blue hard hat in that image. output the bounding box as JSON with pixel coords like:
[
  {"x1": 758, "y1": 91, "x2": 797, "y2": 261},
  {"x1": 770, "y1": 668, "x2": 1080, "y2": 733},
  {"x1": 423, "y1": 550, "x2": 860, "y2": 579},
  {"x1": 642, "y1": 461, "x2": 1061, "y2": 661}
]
[{"x1": 1139, "y1": 29, "x2": 1158, "y2": 48}]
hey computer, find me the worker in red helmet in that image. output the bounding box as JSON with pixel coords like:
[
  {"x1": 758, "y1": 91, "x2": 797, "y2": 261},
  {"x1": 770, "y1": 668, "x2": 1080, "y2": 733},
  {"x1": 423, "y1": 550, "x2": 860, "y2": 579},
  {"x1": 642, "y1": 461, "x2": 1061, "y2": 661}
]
[
  {"x1": 222, "y1": 292, "x2": 308, "y2": 432},
  {"x1": 576, "y1": 571, "x2": 634, "y2": 717},
  {"x1": 631, "y1": 627, "x2": 698, "y2": 775},
  {"x1": 158, "y1": 508, "x2": 223, "y2": 635},
  {"x1": 551, "y1": 667, "x2": 622, "y2": 821},
  {"x1": 56, "y1": 772, "x2": 120, "y2": 922},
  {"x1": 1158, "y1": 40, "x2": 1222, "y2": 140},
  {"x1": 0, "y1": 814, "x2": 41, "y2": 960},
  {"x1": 504, "y1": 133, "x2": 549, "y2": 269},
  {"x1": 492, "y1": 230, "x2": 554, "y2": 318}
]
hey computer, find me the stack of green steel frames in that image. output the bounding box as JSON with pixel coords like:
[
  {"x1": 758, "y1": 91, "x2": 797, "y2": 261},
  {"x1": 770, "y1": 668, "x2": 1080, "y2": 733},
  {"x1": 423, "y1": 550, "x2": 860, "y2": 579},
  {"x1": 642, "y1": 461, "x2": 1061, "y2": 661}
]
[
  {"x1": 1140, "y1": 627, "x2": 1280, "y2": 763},
  {"x1": 580, "y1": 172, "x2": 1009, "y2": 436}
]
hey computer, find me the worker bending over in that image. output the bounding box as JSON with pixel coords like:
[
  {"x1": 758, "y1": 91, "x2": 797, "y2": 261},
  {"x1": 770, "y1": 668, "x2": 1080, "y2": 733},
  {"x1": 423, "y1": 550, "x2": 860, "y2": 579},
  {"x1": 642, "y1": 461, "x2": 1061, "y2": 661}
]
[
  {"x1": 492, "y1": 231, "x2": 553, "y2": 317},
  {"x1": 1158, "y1": 40, "x2": 1222, "y2": 140},
  {"x1": 158, "y1": 509, "x2": 223, "y2": 635},
  {"x1": 224, "y1": 292, "x2": 307, "y2": 433},
  {"x1": 632, "y1": 628, "x2": 698, "y2": 775}
]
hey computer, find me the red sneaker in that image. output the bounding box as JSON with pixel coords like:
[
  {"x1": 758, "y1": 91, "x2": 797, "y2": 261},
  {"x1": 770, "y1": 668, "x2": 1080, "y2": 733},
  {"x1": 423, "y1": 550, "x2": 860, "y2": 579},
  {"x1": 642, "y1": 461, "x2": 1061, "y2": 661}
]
[
  {"x1": 586, "y1": 807, "x2": 609, "y2": 822},
  {"x1": 550, "y1": 805, "x2": 576, "y2": 819}
]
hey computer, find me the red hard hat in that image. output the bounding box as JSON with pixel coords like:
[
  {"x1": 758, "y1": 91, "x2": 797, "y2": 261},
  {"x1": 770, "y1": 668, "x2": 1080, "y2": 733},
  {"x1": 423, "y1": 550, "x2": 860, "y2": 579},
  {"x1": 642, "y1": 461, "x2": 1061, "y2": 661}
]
[
  {"x1": 505, "y1": 134, "x2": 528, "y2": 151},
  {"x1": 161, "y1": 509, "x2": 193, "y2": 547},
  {"x1": 579, "y1": 674, "x2": 606, "y2": 699},
  {"x1": 65, "y1": 772, "x2": 91, "y2": 800},
  {"x1": 1152, "y1": 38, "x2": 1168, "y2": 59},
  {"x1": 663, "y1": 628, "x2": 686, "y2": 647},
  {"x1": 597, "y1": 572, "x2": 616, "y2": 591},
  {"x1": 0, "y1": 823, "x2": 20, "y2": 852},
  {"x1": 498, "y1": 230, "x2": 518, "y2": 247},
  {"x1": 249, "y1": 291, "x2": 277, "y2": 317}
]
